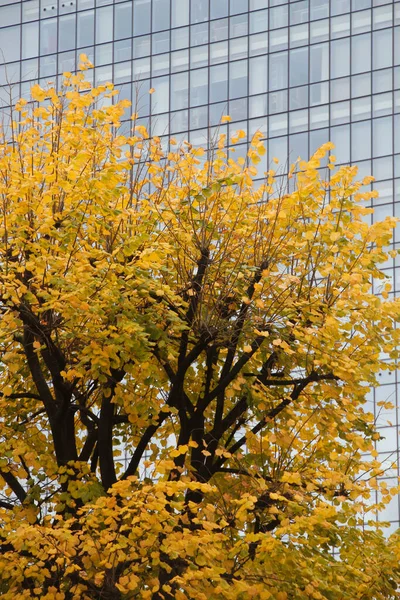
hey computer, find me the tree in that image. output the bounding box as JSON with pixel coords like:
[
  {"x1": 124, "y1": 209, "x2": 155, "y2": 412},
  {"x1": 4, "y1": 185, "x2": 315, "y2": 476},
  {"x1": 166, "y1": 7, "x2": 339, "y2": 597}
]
[{"x1": 0, "y1": 64, "x2": 399, "y2": 599}]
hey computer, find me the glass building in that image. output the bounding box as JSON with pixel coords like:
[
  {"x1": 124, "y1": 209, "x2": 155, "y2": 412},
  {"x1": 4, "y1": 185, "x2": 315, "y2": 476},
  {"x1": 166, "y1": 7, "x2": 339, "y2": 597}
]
[{"x1": 0, "y1": 0, "x2": 400, "y2": 530}]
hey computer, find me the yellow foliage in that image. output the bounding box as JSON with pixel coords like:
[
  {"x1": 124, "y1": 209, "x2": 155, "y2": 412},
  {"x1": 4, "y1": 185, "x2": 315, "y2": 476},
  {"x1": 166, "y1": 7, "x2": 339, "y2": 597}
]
[{"x1": 0, "y1": 74, "x2": 398, "y2": 600}]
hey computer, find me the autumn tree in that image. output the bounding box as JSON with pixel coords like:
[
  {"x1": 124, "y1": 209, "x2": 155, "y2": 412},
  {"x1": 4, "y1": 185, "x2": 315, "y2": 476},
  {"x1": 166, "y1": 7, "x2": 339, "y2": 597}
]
[{"x1": 0, "y1": 63, "x2": 399, "y2": 599}]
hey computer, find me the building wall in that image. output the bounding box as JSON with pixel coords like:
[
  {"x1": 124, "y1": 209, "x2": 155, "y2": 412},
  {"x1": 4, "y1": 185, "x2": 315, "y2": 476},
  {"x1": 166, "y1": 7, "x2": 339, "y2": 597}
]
[{"x1": 0, "y1": 0, "x2": 399, "y2": 530}]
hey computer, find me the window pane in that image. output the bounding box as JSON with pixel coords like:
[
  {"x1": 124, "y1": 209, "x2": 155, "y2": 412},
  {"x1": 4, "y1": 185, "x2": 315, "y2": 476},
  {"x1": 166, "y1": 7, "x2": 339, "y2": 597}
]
[
  {"x1": 23, "y1": 0, "x2": 39, "y2": 22},
  {"x1": 210, "y1": 0, "x2": 229, "y2": 20},
  {"x1": 210, "y1": 64, "x2": 228, "y2": 103},
  {"x1": 77, "y1": 10, "x2": 94, "y2": 48},
  {"x1": 352, "y1": 121, "x2": 371, "y2": 160},
  {"x1": 153, "y1": 0, "x2": 170, "y2": 32},
  {"x1": 0, "y1": 4, "x2": 20, "y2": 27},
  {"x1": 310, "y1": 43, "x2": 329, "y2": 83},
  {"x1": 190, "y1": 68, "x2": 208, "y2": 106},
  {"x1": 352, "y1": 33, "x2": 371, "y2": 74},
  {"x1": 289, "y1": 47, "x2": 308, "y2": 87},
  {"x1": 22, "y1": 22, "x2": 39, "y2": 59},
  {"x1": 115, "y1": 3, "x2": 132, "y2": 40},
  {"x1": 96, "y1": 7, "x2": 113, "y2": 44},
  {"x1": 172, "y1": 0, "x2": 189, "y2": 28},
  {"x1": 269, "y1": 52, "x2": 288, "y2": 91},
  {"x1": 310, "y1": 0, "x2": 329, "y2": 20},
  {"x1": 291, "y1": 0, "x2": 309, "y2": 25},
  {"x1": 171, "y1": 72, "x2": 188, "y2": 110},
  {"x1": 270, "y1": 5, "x2": 288, "y2": 29},
  {"x1": 191, "y1": 0, "x2": 208, "y2": 23},
  {"x1": 352, "y1": 9, "x2": 371, "y2": 34},
  {"x1": 40, "y1": 19, "x2": 57, "y2": 56},
  {"x1": 373, "y1": 29, "x2": 393, "y2": 69},
  {"x1": 229, "y1": 60, "x2": 247, "y2": 99},
  {"x1": 250, "y1": 56, "x2": 268, "y2": 95},
  {"x1": 59, "y1": 15, "x2": 76, "y2": 52},
  {"x1": 331, "y1": 38, "x2": 350, "y2": 78},
  {"x1": 151, "y1": 76, "x2": 169, "y2": 114},
  {"x1": 134, "y1": 0, "x2": 151, "y2": 36},
  {"x1": 331, "y1": 125, "x2": 350, "y2": 163},
  {"x1": 373, "y1": 117, "x2": 393, "y2": 157}
]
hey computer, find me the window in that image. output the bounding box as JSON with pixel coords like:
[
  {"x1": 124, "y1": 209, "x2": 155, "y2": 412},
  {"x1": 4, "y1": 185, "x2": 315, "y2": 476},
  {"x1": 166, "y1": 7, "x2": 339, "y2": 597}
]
[
  {"x1": 59, "y1": 15, "x2": 76, "y2": 52},
  {"x1": 171, "y1": 72, "x2": 188, "y2": 111},
  {"x1": 40, "y1": 19, "x2": 57, "y2": 56},
  {"x1": 289, "y1": 47, "x2": 308, "y2": 87},
  {"x1": 310, "y1": 43, "x2": 329, "y2": 83},
  {"x1": 191, "y1": 0, "x2": 208, "y2": 23},
  {"x1": 96, "y1": 7, "x2": 113, "y2": 44},
  {"x1": 290, "y1": 0, "x2": 309, "y2": 25},
  {"x1": 230, "y1": 60, "x2": 247, "y2": 99},
  {"x1": 133, "y1": 0, "x2": 151, "y2": 37},
  {"x1": 331, "y1": 38, "x2": 350, "y2": 78},
  {"x1": 373, "y1": 29, "x2": 393, "y2": 69},
  {"x1": 22, "y1": 22, "x2": 39, "y2": 59},
  {"x1": 77, "y1": 10, "x2": 94, "y2": 48},
  {"x1": 210, "y1": 64, "x2": 228, "y2": 103},
  {"x1": 270, "y1": 5, "x2": 288, "y2": 29},
  {"x1": 352, "y1": 120, "x2": 372, "y2": 160},
  {"x1": 250, "y1": 56, "x2": 268, "y2": 95},
  {"x1": 310, "y1": 0, "x2": 329, "y2": 20},
  {"x1": 269, "y1": 52, "x2": 288, "y2": 91},
  {"x1": 172, "y1": 0, "x2": 189, "y2": 28},
  {"x1": 373, "y1": 117, "x2": 393, "y2": 157},
  {"x1": 115, "y1": 3, "x2": 132, "y2": 40},
  {"x1": 190, "y1": 68, "x2": 208, "y2": 106},
  {"x1": 210, "y1": 0, "x2": 228, "y2": 20},
  {"x1": 151, "y1": 76, "x2": 169, "y2": 114},
  {"x1": 352, "y1": 33, "x2": 371, "y2": 74},
  {"x1": 153, "y1": 0, "x2": 170, "y2": 32}
]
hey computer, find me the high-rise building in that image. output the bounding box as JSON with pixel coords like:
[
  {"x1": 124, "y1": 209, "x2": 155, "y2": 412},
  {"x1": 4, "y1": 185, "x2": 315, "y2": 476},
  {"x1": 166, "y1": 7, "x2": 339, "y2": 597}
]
[{"x1": 0, "y1": 0, "x2": 399, "y2": 531}]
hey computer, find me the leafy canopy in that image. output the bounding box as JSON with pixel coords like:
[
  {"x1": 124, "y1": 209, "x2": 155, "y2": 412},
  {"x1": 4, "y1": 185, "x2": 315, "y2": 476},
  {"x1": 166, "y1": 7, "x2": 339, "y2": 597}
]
[{"x1": 0, "y1": 64, "x2": 400, "y2": 599}]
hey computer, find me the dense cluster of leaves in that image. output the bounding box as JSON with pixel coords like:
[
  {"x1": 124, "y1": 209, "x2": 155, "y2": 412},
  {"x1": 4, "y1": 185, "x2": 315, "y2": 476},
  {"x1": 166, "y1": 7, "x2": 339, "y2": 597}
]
[{"x1": 0, "y1": 63, "x2": 400, "y2": 599}]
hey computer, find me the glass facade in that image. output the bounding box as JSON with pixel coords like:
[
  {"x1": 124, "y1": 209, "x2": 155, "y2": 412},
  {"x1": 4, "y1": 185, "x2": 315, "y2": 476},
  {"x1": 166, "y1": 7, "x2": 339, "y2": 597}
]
[{"x1": 0, "y1": 0, "x2": 400, "y2": 530}]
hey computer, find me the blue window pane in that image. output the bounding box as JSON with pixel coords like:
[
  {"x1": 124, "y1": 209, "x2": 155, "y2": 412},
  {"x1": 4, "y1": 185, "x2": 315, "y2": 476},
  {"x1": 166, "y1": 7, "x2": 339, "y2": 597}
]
[
  {"x1": 310, "y1": 0, "x2": 329, "y2": 20},
  {"x1": 352, "y1": 120, "x2": 372, "y2": 160},
  {"x1": 270, "y1": 5, "x2": 288, "y2": 29},
  {"x1": 78, "y1": 11, "x2": 94, "y2": 48},
  {"x1": 59, "y1": 15, "x2": 76, "y2": 52},
  {"x1": 172, "y1": 0, "x2": 189, "y2": 28},
  {"x1": 331, "y1": 38, "x2": 350, "y2": 78},
  {"x1": 151, "y1": 76, "x2": 170, "y2": 114},
  {"x1": 191, "y1": 0, "x2": 208, "y2": 24},
  {"x1": 310, "y1": 43, "x2": 329, "y2": 83},
  {"x1": 250, "y1": 56, "x2": 268, "y2": 95},
  {"x1": 190, "y1": 68, "x2": 208, "y2": 106},
  {"x1": 153, "y1": 0, "x2": 170, "y2": 32},
  {"x1": 269, "y1": 136, "x2": 288, "y2": 163},
  {"x1": 134, "y1": 0, "x2": 151, "y2": 37},
  {"x1": 291, "y1": 0, "x2": 309, "y2": 25},
  {"x1": 115, "y1": 3, "x2": 132, "y2": 40},
  {"x1": 210, "y1": 64, "x2": 228, "y2": 103},
  {"x1": 171, "y1": 72, "x2": 188, "y2": 110},
  {"x1": 269, "y1": 52, "x2": 288, "y2": 91},
  {"x1": 331, "y1": 124, "x2": 350, "y2": 163},
  {"x1": 373, "y1": 117, "x2": 393, "y2": 158},
  {"x1": 229, "y1": 59, "x2": 248, "y2": 99},
  {"x1": 373, "y1": 29, "x2": 393, "y2": 69},
  {"x1": 352, "y1": 33, "x2": 371, "y2": 74},
  {"x1": 40, "y1": 19, "x2": 57, "y2": 56},
  {"x1": 96, "y1": 7, "x2": 113, "y2": 44},
  {"x1": 22, "y1": 22, "x2": 38, "y2": 59},
  {"x1": 210, "y1": 0, "x2": 229, "y2": 20},
  {"x1": 289, "y1": 47, "x2": 308, "y2": 87},
  {"x1": 250, "y1": 9, "x2": 268, "y2": 34}
]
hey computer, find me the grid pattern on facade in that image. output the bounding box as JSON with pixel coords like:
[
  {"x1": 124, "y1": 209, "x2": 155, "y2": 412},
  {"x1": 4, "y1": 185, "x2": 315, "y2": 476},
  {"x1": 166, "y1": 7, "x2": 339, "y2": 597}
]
[{"x1": 0, "y1": 0, "x2": 400, "y2": 532}]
